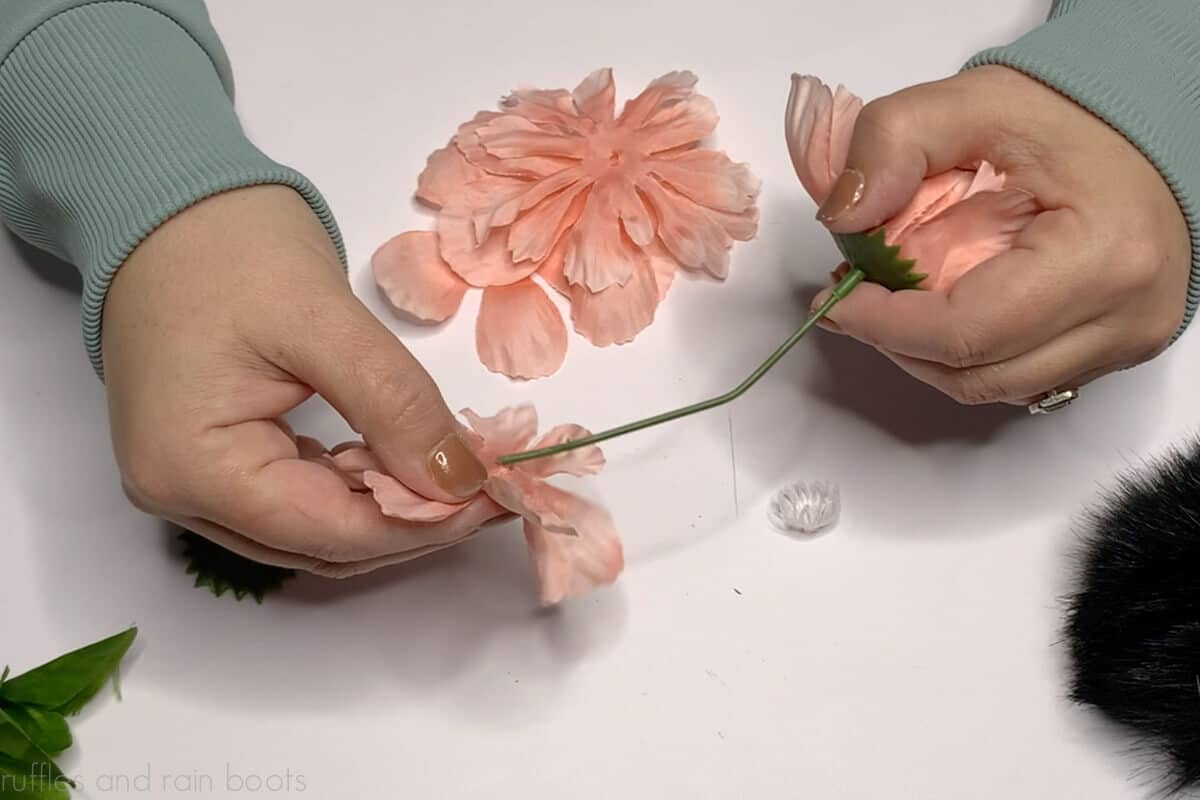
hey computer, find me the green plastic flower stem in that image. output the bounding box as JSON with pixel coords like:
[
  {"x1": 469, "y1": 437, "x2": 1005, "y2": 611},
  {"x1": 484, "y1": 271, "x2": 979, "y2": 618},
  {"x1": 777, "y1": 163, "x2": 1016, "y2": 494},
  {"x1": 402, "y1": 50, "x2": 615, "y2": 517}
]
[{"x1": 495, "y1": 267, "x2": 866, "y2": 466}]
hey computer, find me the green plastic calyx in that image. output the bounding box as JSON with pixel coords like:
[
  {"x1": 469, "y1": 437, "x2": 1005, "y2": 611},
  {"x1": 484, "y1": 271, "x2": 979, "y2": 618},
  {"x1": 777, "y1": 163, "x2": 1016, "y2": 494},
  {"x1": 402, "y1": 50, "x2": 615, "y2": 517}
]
[
  {"x1": 833, "y1": 230, "x2": 926, "y2": 291},
  {"x1": 179, "y1": 532, "x2": 295, "y2": 603}
]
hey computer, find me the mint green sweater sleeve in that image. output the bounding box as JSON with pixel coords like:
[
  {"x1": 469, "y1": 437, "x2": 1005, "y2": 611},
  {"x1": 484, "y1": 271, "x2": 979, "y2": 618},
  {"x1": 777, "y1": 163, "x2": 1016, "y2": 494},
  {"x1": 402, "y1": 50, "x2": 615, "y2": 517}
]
[
  {"x1": 0, "y1": 0, "x2": 345, "y2": 378},
  {"x1": 965, "y1": 0, "x2": 1200, "y2": 341}
]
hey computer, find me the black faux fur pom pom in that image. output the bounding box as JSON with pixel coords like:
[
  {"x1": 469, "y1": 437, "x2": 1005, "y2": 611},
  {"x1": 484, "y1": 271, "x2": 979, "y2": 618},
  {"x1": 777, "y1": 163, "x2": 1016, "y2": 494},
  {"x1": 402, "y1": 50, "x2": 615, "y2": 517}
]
[{"x1": 1067, "y1": 441, "x2": 1200, "y2": 795}]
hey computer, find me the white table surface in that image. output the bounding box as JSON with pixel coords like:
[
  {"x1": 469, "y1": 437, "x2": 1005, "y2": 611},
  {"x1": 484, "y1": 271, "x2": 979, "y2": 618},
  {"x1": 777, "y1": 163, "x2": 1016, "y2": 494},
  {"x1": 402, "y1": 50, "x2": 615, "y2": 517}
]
[{"x1": 4, "y1": 1, "x2": 1194, "y2": 797}]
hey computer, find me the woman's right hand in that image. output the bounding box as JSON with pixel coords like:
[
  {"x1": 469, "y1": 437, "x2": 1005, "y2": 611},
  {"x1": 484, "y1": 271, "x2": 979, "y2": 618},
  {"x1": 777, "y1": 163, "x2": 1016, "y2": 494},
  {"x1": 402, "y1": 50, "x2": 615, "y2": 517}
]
[{"x1": 808, "y1": 65, "x2": 1192, "y2": 407}]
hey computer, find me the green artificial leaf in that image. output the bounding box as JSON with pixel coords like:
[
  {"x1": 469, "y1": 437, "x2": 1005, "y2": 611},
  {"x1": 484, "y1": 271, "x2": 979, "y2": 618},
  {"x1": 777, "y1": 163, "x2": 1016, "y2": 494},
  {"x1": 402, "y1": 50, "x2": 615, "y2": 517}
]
[
  {"x1": 0, "y1": 719, "x2": 35, "y2": 763},
  {"x1": 833, "y1": 230, "x2": 926, "y2": 291},
  {"x1": 0, "y1": 711, "x2": 69, "y2": 791},
  {"x1": 0, "y1": 709, "x2": 69, "y2": 757},
  {"x1": 179, "y1": 532, "x2": 295, "y2": 603},
  {"x1": 0, "y1": 753, "x2": 70, "y2": 800},
  {"x1": 0, "y1": 629, "x2": 136, "y2": 715}
]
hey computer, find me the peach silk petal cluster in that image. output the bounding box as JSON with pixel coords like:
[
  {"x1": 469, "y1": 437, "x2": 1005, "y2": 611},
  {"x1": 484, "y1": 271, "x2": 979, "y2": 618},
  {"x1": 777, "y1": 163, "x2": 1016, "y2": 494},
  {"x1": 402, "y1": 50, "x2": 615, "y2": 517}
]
[
  {"x1": 785, "y1": 74, "x2": 1038, "y2": 290},
  {"x1": 373, "y1": 68, "x2": 761, "y2": 379},
  {"x1": 316, "y1": 405, "x2": 622, "y2": 606}
]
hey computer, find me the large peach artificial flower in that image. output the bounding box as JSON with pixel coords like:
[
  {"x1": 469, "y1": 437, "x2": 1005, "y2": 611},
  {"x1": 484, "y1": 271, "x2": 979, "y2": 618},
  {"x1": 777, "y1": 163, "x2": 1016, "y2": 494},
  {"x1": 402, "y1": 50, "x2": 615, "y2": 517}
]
[
  {"x1": 321, "y1": 405, "x2": 623, "y2": 606},
  {"x1": 373, "y1": 68, "x2": 761, "y2": 379},
  {"x1": 785, "y1": 74, "x2": 1038, "y2": 290}
]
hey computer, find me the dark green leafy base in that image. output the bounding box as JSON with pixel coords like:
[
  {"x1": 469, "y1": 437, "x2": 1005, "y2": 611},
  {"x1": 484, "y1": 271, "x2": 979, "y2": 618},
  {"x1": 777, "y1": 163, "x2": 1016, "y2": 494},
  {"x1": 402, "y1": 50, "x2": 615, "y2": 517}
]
[
  {"x1": 178, "y1": 532, "x2": 295, "y2": 604},
  {"x1": 833, "y1": 230, "x2": 926, "y2": 291}
]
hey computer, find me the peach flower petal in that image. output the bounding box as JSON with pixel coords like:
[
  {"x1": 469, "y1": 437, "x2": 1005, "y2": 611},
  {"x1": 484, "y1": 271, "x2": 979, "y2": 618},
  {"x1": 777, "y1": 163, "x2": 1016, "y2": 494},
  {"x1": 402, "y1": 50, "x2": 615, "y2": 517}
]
[
  {"x1": 707, "y1": 205, "x2": 760, "y2": 242},
  {"x1": 461, "y1": 404, "x2": 539, "y2": 456},
  {"x1": 372, "y1": 231, "x2": 469, "y2": 322},
  {"x1": 570, "y1": 251, "x2": 660, "y2": 346},
  {"x1": 784, "y1": 75, "x2": 863, "y2": 203},
  {"x1": 886, "y1": 167, "x2": 997, "y2": 244},
  {"x1": 785, "y1": 75, "x2": 832, "y2": 200},
  {"x1": 457, "y1": 112, "x2": 571, "y2": 178},
  {"x1": 477, "y1": 115, "x2": 589, "y2": 160},
  {"x1": 509, "y1": 178, "x2": 592, "y2": 263},
  {"x1": 437, "y1": 198, "x2": 536, "y2": 287},
  {"x1": 639, "y1": 177, "x2": 732, "y2": 278},
  {"x1": 645, "y1": 240, "x2": 678, "y2": 301},
  {"x1": 829, "y1": 85, "x2": 862, "y2": 173},
  {"x1": 619, "y1": 70, "x2": 699, "y2": 129},
  {"x1": 650, "y1": 149, "x2": 760, "y2": 213},
  {"x1": 474, "y1": 168, "x2": 586, "y2": 245},
  {"x1": 485, "y1": 471, "x2": 577, "y2": 535},
  {"x1": 524, "y1": 520, "x2": 622, "y2": 605},
  {"x1": 612, "y1": 179, "x2": 656, "y2": 246},
  {"x1": 363, "y1": 470, "x2": 467, "y2": 522},
  {"x1": 573, "y1": 67, "x2": 615, "y2": 124},
  {"x1": 530, "y1": 190, "x2": 589, "y2": 296},
  {"x1": 537, "y1": 235, "x2": 570, "y2": 298},
  {"x1": 457, "y1": 173, "x2": 538, "y2": 243},
  {"x1": 637, "y1": 95, "x2": 719, "y2": 155},
  {"x1": 522, "y1": 488, "x2": 623, "y2": 605},
  {"x1": 416, "y1": 144, "x2": 482, "y2": 209},
  {"x1": 564, "y1": 177, "x2": 643, "y2": 291},
  {"x1": 519, "y1": 424, "x2": 606, "y2": 478},
  {"x1": 475, "y1": 280, "x2": 568, "y2": 379},
  {"x1": 898, "y1": 188, "x2": 1039, "y2": 291},
  {"x1": 501, "y1": 88, "x2": 585, "y2": 133},
  {"x1": 457, "y1": 112, "x2": 516, "y2": 173}
]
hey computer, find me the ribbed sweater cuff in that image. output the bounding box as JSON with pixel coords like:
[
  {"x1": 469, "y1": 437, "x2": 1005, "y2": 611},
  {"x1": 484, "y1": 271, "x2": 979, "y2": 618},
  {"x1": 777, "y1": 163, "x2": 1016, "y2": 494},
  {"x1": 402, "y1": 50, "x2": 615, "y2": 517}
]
[
  {"x1": 0, "y1": 2, "x2": 346, "y2": 378},
  {"x1": 965, "y1": 0, "x2": 1200, "y2": 342}
]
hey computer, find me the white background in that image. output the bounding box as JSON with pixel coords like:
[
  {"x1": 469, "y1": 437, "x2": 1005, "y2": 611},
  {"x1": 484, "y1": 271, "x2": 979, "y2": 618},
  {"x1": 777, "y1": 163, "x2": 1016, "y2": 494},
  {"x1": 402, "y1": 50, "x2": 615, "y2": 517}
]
[{"x1": 3, "y1": 0, "x2": 1194, "y2": 797}]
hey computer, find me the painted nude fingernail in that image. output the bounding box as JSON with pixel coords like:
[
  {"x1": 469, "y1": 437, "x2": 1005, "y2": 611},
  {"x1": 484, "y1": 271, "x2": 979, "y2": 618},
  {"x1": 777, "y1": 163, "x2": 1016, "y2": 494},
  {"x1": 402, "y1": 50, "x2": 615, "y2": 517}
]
[
  {"x1": 809, "y1": 289, "x2": 843, "y2": 333},
  {"x1": 816, "y1": 318, "x2": 843, "y2": 333},
  {"x1": 427, "y1": 433, "x2": 488, "y2": 497},
  {"x1": 816, "y1": 169, "x2": 865, "y2": 223}
]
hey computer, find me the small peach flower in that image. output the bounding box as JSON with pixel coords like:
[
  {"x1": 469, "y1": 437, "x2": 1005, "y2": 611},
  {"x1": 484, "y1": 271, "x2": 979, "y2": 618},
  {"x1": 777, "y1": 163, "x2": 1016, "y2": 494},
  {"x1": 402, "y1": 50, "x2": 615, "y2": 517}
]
[
  {"x1": 785, "y1": 74, "x2": 1038, "y2": 290},
  {"x1": 326, "y1": 405, "x2": 622, "y2": 606},
  {"x1": 373, "y1": 68, "x2": 761, "y2": 379}
]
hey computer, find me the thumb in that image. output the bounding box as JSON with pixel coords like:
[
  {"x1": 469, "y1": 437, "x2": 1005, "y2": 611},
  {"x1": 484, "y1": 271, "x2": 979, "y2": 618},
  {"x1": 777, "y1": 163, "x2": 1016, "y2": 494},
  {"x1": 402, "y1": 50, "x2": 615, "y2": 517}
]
[
  {"x1": 278, "y1": 295, "x2": 488, "y2": 503},
  {"x1": 815, "y1": 76, "x2": 996, "y2": 233}
]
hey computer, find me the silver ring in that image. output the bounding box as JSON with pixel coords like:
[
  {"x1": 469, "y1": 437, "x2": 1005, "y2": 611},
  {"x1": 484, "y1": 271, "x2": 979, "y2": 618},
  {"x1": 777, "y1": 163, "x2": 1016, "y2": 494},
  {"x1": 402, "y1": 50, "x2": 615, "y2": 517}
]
[{"x1": 1028, "y1": 388, "x2": 1079, "y2": 415}]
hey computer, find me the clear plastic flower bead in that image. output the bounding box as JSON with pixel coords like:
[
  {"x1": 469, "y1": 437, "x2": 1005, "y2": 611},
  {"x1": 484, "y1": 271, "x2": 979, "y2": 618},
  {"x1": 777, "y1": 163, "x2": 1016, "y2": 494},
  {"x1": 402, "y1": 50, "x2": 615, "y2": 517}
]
[{"x1": 768, "y1": 481, "x2": 839, "y2": 534}]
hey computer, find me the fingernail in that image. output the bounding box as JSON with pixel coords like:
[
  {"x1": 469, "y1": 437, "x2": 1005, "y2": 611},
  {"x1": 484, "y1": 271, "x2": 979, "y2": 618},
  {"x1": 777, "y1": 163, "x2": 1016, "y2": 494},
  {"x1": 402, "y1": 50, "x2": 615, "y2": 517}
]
[
  {"x1": 816, "y1": 169, "x2": 865, "y2": 223},
  {"x1": 816, "y1": 318, "x2": 843, "y2": 333},
  {"x1": 809, "y1": 290, "x2": 843, "y2": 332},
  {"x1": 427, "y1": 433, "x2": 488, "y2": 498}
]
